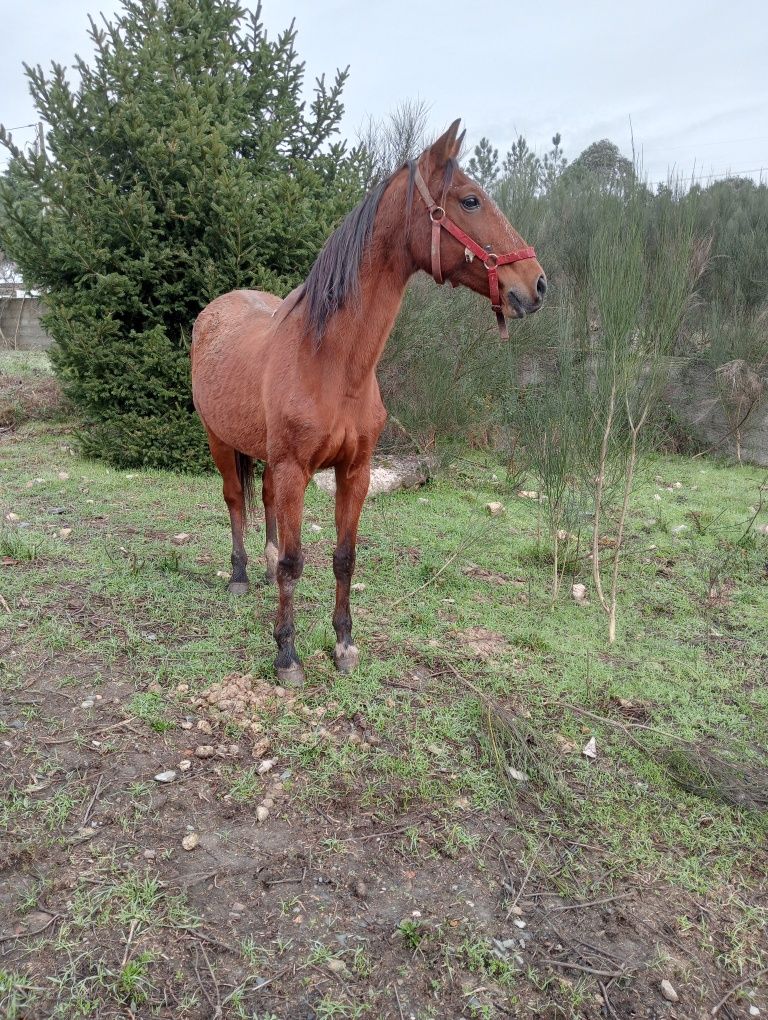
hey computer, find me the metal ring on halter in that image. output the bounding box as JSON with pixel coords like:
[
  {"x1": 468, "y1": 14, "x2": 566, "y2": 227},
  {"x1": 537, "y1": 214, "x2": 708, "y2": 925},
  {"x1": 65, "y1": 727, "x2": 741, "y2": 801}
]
[
  {"x1": 430, "y1": 207, "x2": 445, "y2": 222},
  {"x1": 483, "y1": 253, "x2": 499, "y2": 269}
]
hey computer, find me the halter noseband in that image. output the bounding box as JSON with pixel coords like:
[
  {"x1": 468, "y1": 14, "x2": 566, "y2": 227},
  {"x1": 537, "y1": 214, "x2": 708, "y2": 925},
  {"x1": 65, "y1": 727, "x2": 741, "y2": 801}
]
[{"x1": 412, "y1": 165, "x2": 537, "y2": 340}]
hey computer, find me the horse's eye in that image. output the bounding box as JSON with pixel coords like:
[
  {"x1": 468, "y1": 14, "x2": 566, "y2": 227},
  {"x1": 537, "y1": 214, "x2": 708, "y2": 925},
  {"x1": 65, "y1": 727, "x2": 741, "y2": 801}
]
[{"x1": 460, "y1": 195, "x2": 480, "y2": 211}]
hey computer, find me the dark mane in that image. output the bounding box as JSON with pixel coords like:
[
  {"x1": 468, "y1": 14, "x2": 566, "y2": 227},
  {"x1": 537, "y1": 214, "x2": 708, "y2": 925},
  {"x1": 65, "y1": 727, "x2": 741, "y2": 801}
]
[
  {"x1": 301, "y1": 174, "x2": 393, "y2": 343},
  {"x1": 301, "y1": 157, "x2": 458, "y2": 344}
]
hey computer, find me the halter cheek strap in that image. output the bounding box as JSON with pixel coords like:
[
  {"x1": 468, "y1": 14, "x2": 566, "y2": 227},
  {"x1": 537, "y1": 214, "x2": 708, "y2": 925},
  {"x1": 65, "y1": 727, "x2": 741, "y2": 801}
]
[{"x1": 412, "y1": 165, "x2": 537, "y2": 340}]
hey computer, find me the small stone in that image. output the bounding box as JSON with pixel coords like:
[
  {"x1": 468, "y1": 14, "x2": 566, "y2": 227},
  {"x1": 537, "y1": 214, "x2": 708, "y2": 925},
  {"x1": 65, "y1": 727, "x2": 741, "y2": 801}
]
[
  {"x1": 176, "y1": 683, "x2": 189, "y2": 693},
  {"x1": 513, "y1": 918, "x2": 526, "y2": 929},
  {"x1": 197, "y1": 720, "x2": 213, "y2": 734},
  {"x1": 261, "y1": 797, "x2": 274, "y2": 809},
  {"x1": 418, "y1": 497, "x2": 429, "y2": 504},
  {"x1": 180, "y1": 720, "x2": 193, "y2": 730},
  {"x1": 507, "y1": 768, "x2": 528, "y2": 782},
  {"x1": 194, "y1": 745, "x2": 215, "y2": 758},
  {"x1": 749, "y1": 1007, "x2": 760, "y2": 1017},
  {"x1": 582, "y1": 737, "x2": 597, "y2": 760},
  {"x1": 572, "y1": 583, "x2": 587, "y2": 603},
  {"x1": 154, "y1": 770, "x2": 177, "y2": 783},
  {"x1": 326, "y1": 959, "x2": 346, "y2": 974},
  {"x1": 57, "y1": 471, "x2": 70, "y2": 480},
  {"x1": 354, "y1": 880, "x2": 368, "y2": 899},
  {"x1": 231, "y1": 901, "x2": 246, "y2": 913},
  {"x1": 4, "y1": 512, "x2": 19, "y2": 522},
  {"x1": 80, "y1": 699, "x2": 95, "y2": 709},
  {"x1": 351, "y1": 582, "x2": 365, "y2": 592},
  {"x1": 255, "y1": 805, "x2": 269, "y2": 823},
  {"x1": 143, "y1": 849, "x2": 156, "y2": 860},
  {"x1": 671, "y1": 524, "x2": 688, "y2": 534},
  {"x1": 171, "y1": 533, "x2": 191, "y2": 546},
  {"x1": 508, "y1": 905, "x2": 523, "y2": 916},
  {"x1": 486, "y1": 501, "x2": 505, "y2": 516},
  {"x1": 660, "y1": 980, "x2": 679, "y2": 1003},
  {"x1": 182, "y1": 833, "x2": 199, "y2": 851},
  {"x1": 309, "y1": 523, "x2": 322, "y2": 533},
  {"x1": 178, "y1": 759, "x2": 192, "y2": 772},
  {"x1": 58, "y1": 528, "x2": 72, "y2": 539},
  {"x1": 257, "y1": 758, "x2": 276, "y2": 775}
]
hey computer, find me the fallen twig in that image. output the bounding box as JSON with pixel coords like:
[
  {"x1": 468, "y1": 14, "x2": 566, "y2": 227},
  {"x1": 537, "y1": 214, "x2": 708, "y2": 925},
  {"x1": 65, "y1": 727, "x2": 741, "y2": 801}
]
[
  {"x1": 540, "y1": 957, "x2": 633, "y2": 980},
  {"x1": 81, "y1": 774, "x2": 104, "y2": 827},
  {"x1": 711, "y1": 966, "x2": 768, "y2": 1016},
  {"x1": 548, "y1": 891, "x2": 633, "y2": 913}
]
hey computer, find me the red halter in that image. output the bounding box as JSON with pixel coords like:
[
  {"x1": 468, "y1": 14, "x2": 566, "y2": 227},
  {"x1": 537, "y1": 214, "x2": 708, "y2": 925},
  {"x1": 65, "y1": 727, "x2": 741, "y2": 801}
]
[{"x1": 412, "y1": 165, "x2": 537, "y2": 340}]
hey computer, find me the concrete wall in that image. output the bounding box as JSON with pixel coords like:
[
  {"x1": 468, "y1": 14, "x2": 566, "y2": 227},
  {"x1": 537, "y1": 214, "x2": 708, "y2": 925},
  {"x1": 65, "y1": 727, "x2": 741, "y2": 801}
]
[{"x1": 0, "y1": 297, "x2": 51, "y2": 351}]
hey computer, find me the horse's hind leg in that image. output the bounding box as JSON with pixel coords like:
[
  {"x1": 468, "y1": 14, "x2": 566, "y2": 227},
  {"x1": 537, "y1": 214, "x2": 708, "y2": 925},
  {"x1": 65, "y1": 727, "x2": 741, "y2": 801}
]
[
  {"x1": 206, "y1": 431, "x2": 250, "y2": 595},
  {"x1": 262, "y1": 465, "x2": 278, "y2": 585}
]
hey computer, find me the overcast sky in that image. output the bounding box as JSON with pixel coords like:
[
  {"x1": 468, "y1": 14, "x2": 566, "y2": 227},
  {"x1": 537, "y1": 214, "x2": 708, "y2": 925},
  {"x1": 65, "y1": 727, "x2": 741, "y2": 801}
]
[{"x1": 2, "y1": 0, "x2": 766, "y2": 187}]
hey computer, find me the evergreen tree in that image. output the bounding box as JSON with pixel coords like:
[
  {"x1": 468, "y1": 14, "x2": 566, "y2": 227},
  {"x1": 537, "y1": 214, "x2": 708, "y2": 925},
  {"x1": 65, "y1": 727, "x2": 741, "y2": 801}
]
[
  {"x1": 539, "y1": 132, "x2": 567, "y2": 193},
  {"x1": 501, "y1": 135, "x2": 541, "y2": 193},
  {"x1": 467, "y1": 137, "x2": 499, "y2": 190},
  {"x1": 0, "y1": 0, "x2": 364, "y2": 470}
]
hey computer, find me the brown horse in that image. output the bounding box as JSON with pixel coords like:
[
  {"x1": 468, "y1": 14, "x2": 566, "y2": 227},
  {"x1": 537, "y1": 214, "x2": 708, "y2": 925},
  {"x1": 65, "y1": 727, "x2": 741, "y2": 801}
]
[{"x1": 191, "y1": 119, "x2": 545, "y2": 685}]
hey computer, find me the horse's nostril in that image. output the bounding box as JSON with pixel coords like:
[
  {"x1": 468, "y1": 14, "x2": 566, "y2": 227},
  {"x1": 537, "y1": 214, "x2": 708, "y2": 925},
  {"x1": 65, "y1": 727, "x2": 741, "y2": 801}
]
[{"x1": 536, "y1": 275, "x2": 547, "y2": 298}]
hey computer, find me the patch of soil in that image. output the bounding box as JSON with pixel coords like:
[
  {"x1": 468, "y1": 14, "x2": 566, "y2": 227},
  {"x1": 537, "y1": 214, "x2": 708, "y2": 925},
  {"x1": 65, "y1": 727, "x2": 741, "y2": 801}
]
[{"x1": 457, "y1": 625, "x2": 510, "y2": 659}]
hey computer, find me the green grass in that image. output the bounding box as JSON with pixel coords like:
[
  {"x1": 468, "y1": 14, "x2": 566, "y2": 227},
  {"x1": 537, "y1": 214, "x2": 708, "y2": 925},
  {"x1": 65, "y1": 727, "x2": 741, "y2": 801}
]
[{"x1": 1, "y1": 420, "x2": 767, "y2": 1015}]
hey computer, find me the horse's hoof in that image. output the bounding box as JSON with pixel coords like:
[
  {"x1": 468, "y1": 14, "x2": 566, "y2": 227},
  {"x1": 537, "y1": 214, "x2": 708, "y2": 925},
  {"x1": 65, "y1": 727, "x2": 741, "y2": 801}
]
[
  {"x1": 276, "y1": 662, "x2": 305, "y2": 687},
  {"x1": 228, "y1": 580, "x2": 249, "y2": 595},
  {"x1": 334, "y1": 643, "x2": 360, "y2": 674}
]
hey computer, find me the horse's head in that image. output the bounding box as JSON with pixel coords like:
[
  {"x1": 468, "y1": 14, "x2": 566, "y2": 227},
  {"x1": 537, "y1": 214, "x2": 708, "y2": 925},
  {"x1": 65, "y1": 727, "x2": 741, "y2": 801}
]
[{"x1": 407, "y1": 119, "x2": 546, "y2": 333}]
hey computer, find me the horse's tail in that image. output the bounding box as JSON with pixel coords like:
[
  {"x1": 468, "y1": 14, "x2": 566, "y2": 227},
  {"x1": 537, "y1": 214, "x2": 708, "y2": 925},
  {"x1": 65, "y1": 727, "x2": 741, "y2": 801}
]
[{"x1": 235, "y1": 451, "x2": 256, "y2": 522}]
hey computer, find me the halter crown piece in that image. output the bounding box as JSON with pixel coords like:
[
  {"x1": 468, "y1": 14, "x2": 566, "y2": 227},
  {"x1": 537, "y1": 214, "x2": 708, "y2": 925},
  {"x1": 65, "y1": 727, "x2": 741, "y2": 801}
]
[{"x1": 412, "y1": 165, "x2": 537, "y2": 340}]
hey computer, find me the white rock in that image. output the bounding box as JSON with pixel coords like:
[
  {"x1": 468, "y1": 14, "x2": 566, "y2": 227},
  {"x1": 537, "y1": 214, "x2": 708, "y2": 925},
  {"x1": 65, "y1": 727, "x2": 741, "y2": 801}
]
[
  {"x1": 671, "y1": 525, "x2": 688, "y2": 534},
  {"x1": 80, "y1": 699, "x2": 95, "y2": 709},
  {"x1": 4, "y1": 512, "x2": 20, "y2": 522},
  {"x1": 582, "y1": 737, "x2": 597, "y2": 760},
  {"x1": 660, "y1": 980, "x2": 678, "y2": 1002},
  {"x1": 256, "y1": 805, "x2": 270, "y2": 823},
  {"x1": 194, "y1": 745, "x2": 215, "y2": 758},
  {"x1": 486, "y1": 501, "x2": 505, "y2": 516},
  {"x1": 58, "y1": 528, "x2": 72, "y2": 539},
  {"x1": 154, "y1": 770, "x2": 177, "y2": 783},
  {"x1": 572, "y1": 583, "x2": 587, "y2": 603},
  {"x1": 57, "y1": 472, "x2": 70, "y2": 480},
  {"x1": 182, "y1": 833, "x2": 199, "y2": 851},
  {"x1": 517, "y1": 490, "x2": 539, "y2": 500},
  {"x1": 171, "y1": 533, "x2": 191, "y2": 545},
  {"x1": 507, "y1": 768, "x2": 528, "y2": 782},
  {"x1": 749, "y1": 1007, "x2": 760, "y2": 1016},
  {"x1": 257, "y1": 758, "x2": 276, "y2": 775},
  {"x1": 178, "y1": 759, "x2": 192, "y2": 772},
  {"x1": 314, "y1": 455, "x2": 432, "y2": 499},
  {"x1": 308, "y1": 523, "x2": 322, "y2": 533}
]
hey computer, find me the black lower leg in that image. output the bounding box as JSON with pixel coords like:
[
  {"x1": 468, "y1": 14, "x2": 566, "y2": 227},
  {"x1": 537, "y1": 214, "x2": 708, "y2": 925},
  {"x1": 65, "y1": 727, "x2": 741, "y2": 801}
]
[
  {"x1": 274, "y1": 550, "x2": 305, "y2": 683},
  {"x1": 333, "y1": 540, "x2": 359, "y2": 672}
]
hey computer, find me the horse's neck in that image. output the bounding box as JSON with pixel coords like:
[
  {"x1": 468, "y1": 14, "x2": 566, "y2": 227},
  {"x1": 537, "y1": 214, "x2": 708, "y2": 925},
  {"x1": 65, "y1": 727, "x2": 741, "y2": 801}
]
[{"x1": 318, "y1": 208, "x2": 415, "y2": 390}]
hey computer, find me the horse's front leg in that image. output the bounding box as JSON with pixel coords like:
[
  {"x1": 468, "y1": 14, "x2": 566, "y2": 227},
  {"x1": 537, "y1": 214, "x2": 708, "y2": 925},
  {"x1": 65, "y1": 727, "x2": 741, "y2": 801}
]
[
  {"x1": 271, "y1": 460, "x2": 309, "y2": 686},
  {"x1": 332, "y1": 458, "x2": 371, "y2": 673}
]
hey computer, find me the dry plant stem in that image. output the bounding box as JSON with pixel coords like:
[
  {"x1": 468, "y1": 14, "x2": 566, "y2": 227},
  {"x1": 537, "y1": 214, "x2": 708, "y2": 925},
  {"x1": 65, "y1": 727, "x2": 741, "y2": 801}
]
[
  {"x1": 607, "y1": 407, "x2": 647, "y2": 643},
  {"x1": 592, "y1": 381, "x2": 616, "y2": 614},
  {"x1": 710, "y1": 966, "x2": 768, "y2": 1015}
]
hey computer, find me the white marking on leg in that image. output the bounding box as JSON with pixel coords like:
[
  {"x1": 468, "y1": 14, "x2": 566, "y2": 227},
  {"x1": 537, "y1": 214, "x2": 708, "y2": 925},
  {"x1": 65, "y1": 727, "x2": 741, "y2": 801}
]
[{"x1": 265, "y1": 541, "x2": 279, "y2": 577}]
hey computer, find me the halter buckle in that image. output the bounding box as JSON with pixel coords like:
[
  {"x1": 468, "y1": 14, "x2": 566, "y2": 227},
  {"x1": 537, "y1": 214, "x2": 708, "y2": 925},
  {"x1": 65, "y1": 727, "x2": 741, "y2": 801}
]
[{"x1": 429, "y1": 206, "x2": 445, "y2": 222}]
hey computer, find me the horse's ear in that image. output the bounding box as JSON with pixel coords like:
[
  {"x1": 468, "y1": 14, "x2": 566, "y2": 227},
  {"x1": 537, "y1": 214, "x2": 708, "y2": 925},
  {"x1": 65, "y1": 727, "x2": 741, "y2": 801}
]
[{"x1": 427, "y1": 118, "x2": 462, "y2": 168}]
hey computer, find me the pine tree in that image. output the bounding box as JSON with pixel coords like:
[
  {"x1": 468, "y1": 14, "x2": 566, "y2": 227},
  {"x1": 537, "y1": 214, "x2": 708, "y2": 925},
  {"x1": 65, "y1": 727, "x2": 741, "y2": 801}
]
[
  {"x1": 0, "y1": 0, "x2": 364, "y2": 470},
  {"x1": 467, "y1": 137, "x2": 499, "y2": 191}
]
